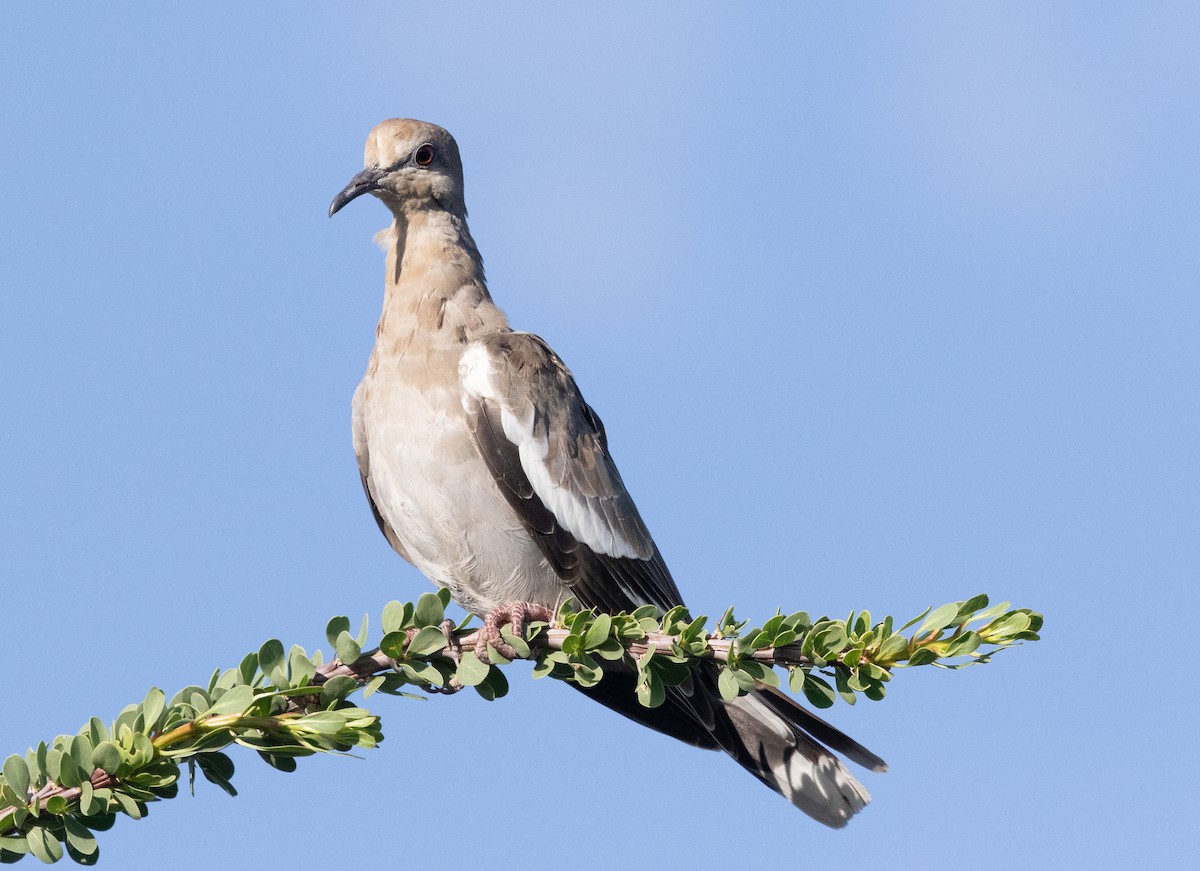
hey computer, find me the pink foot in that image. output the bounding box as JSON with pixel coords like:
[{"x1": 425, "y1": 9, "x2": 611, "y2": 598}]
[{"x1": 474, "y1": 602, "x2": 554, "y2": 661}]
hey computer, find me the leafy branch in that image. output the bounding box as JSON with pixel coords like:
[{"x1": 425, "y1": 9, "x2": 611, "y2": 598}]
[{"x1": 0, "y1": 592, "x2": 1041, "y2": 864}]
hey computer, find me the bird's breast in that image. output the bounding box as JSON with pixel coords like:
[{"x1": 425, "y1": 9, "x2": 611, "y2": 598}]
[{"x1": 359, "y1": 361, "x2": 564, "y2": 612}]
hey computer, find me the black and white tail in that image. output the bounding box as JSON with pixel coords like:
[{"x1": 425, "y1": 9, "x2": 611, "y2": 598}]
[
  {"x1": 722, "y1": 685, "x2": 886, "y2": 827},
  {"x1": 575, "y1": 664, "x2": 886, "y2": 827}
]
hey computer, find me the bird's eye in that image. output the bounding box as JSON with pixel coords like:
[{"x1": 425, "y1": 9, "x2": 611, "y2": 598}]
[{"x1": 414, "y1": 144, "x2": 436, "y2": 167}]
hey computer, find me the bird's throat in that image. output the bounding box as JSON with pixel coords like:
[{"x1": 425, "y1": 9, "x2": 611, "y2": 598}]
[{"x1": 372, "y1": 211, "x2": 509, "y2": 364}]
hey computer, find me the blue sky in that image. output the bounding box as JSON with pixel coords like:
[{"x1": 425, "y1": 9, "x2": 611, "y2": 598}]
[{"x1": 1, "y1": 3, "x2": 1195, "y2": 867}]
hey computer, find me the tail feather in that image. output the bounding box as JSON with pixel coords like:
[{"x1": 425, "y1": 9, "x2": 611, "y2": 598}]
[
  {"x1": 756, "y1": 685, "x2": 889, "y2": 773},
  {"x1": 723, "y1": 690, "x2": 871, "y2": 827},
  {"x1": 573, "y1": 662, "x2": 884, "y2": 828}
]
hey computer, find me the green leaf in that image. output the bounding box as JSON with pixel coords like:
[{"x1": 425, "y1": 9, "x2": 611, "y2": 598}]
[
  {"x1": 414, "y1": 592, "x2": 445, "y2": 627},
  {"x1": 747, "y1": 631, "x2": 772, "y2": 650},
  {"x1": 802, "y1": 673, "x2": 837, "y2": 709},
  {"x1": 918, "y1": 603, "x2": 961, "y2": 637},
  {"x1": 113, "y1": 792, "x2": 145, "y2": 819},
  {"x1": 258, "y1": 640, "x2": 286, "y2": 685},
  {"x1": 355, "y1": 613, "x2": 370, "y2": 646},
  {"x1": 772, "y1": 630, "x2": 797, "y2": 648},
  {"x1": 876, "y1": 634, "x2": 909, "y2": 663},
  {"x1": 2, "y1": 755, "x2": 30, "y2": 801},
  {"x1": 717, "y1": 668, "x2": 741, "y2": 701},
  {"x1": 986, "y1": 612, "x2": 1032, "y2": 639},
  {"x1": 898, "y1": 606, "x2": 931, "y2": 633},
  {"x1": 455, "y1": 651, "x2": 491, "y2": 687},
  {"x1": 77, "y1": 782, "x2": 98, "y2": 816},
  {"x1": 284, "y1": 647, "x2": 314, "y2": 689},
  {"x1": 398, "y1": 661, "x2": 443, "y2": 686},
  {"x1": 325, "y1": 616, "x2": 350, "y2": 649},
  {"x1": 636, "y1": 671, "x2": 666, "y2": 708},
  {"x1": 729, "y1": 667, "x2": 757, "y2": 693},
  {"x1": 954, "y1": 594, "x2": 989, "y2": 621},
  {"x1": 907, "y1": 648, "x2": 938, "y2": 667},
  {"x1": 571, "y1": 655, "x2": 603, "y2": 687},
  {"x1": 784, "y1": 611, "x2": 811, "y2": 632},
  {"x1": 64, "y1": 843, "x2": 100, "y2": 866},
  {"x1": 971, "y1": 599, "x2": 1010, "y2": 625},
  {"x1": 81, "y1": 796, "x2": 114, "y2": 827},
  {"x1": 196, "y1": 753, "x2": 237, "y2": 797},
  {"x1": 499, "y1": 630, "x2": 530, "y2": 659},
  {"x1": 205, "y1": 684, "x2": 253, "y2": 717},
  {"x1": 55, "y1": 754, "x2": 82, "y2": 790},
  {"x1": 34, "y1": 743, "x2": 48, "y2": 783},
  {"x1": 834, "y1": 669, "x2": 858, "y2": 705},
  {"x1": 473, "y1": 667, "x2": 509, "y2": 701},
  {"x1": 294, "y1": 711, "x2": 351, "y2": 735},
  {"x1": 736, "y1": 660, "x2": 780, "y2": 688},
  {"x1": 485, "y1": 643, "x2": 511, "y2": 666},
  {"x1": 381, "y1": 600, "x2": 410, "y2": 633},
  {"x1": 532, "y1": 651, "x2": 570, "y2": 680},
  {"x1": 379, "y1": 631, "x2": 408, "y2": 660},
  {"x1": 238, "y1": 651, "x2": 259, "y2": 686},
  {"x1": 582, "y1": 613, "x2": 612, "y2": 649},
  {"x1": 69, "y1": 738, "x2": 94, "y2": 779},
  {"x1": 660, "y1": 605, "x2": 689, "y2": 634},
  {"x1": 25, "y1": 827, "x2": 62, "y2": 864},
  {"x1": 788, "y1": 666, "x2": 807, "y2": 693},
  {"x1": 592, "y1": 638, "x2": 625, "y2": 661},
  {"x1": 869, "y1": 663, "x2": 891, "y2": 680},
  {"x1": 91, "y1": 743, "x2": 121, "y2": 776},
  {"x1": 257, "y1": 752, "x2": 298, "y2": 773},
  {"x1": 812, "y1": 623, "x2": 848, "y2": 657},
  {"x1": 879, "y1": 615, "x2": 894, "y2": 638},
  {"x1": 334, "y1": 631, "x2": 362, "y2": 665},
  {"x1": 362, "y1": 676, "x2": 386, "y2": 699},
  {"x1": 86, "y1": 720, "x2": 110, "y2": 750},
  {"x1": 44, "y1": 796, "x2": 69, "y2": 816},
  {"x1": 944, "y1": 631, "x2": 982, "y2": 657},
  {"x1": 319, "y1": 676, "x2": 360, "y2": 706},
  {"x1": 0, "y1": 836, "x2": 29, "y2": 857},
  {"x1": 630, "y1": 604, "x2": 659, "y2": 621},
  {"x1": 406, "y1": 626, "x2": 447, "y2": 657},
  {"x1": 138, "y1": 688, "x2": 165, "y2": 735}
]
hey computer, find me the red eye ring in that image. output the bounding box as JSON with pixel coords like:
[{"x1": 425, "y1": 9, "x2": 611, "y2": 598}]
[{"x1": 414, "y1": 144, "x2": 436, "y2": 167}]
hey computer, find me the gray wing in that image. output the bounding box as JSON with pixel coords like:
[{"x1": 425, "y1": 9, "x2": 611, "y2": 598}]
[{"x1": 459, "y1": 331, "x2": 684, "y2": 613}]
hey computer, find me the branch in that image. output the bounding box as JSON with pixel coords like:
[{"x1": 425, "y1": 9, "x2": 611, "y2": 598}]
[{"x1": 0, "y1": 593, "x2": 1040, "y2": 864}]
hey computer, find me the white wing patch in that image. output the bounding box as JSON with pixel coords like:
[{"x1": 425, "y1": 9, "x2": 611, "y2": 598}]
[{"x1": 459, "y1": 341, "x2": 647, "y2": 560}]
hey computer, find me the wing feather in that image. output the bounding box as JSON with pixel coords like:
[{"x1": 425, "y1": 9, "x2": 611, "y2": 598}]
[{"x1": 460, "y1": 332, "x2": 683, "y2": 611}]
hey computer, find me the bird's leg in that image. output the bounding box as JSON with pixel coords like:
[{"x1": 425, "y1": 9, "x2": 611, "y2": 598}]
[
  {"x1": 439, "y1": 617, "x2": 458, "y2": 652},
  {"x1": 474, "y1": 601, "x2": 554, "y2": 662},
  {"x1": 426, "y1": 617, "x2": 465, "y2": 693}
]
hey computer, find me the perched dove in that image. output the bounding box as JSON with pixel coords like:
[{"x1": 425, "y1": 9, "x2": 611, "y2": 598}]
[{"x1": 329, "y1": 118, "x2": 886, "y2": 827}]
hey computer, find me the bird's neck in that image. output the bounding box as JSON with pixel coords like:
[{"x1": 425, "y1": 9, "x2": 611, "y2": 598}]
[{"x1": 373, "y1": 209, "x2": 509, "y2": 355}]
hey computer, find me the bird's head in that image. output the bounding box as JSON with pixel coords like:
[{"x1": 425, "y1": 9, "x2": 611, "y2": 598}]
[{"x1": 329, "y1": 118, "x2": 466, "y2": 218}]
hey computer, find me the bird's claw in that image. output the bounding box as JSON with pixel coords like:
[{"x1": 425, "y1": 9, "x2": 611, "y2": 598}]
[{"x1": 474, "y1": 601, "x2": 553, "y2": 662}]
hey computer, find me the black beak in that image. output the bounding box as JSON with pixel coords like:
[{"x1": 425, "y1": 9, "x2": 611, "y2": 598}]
[{"x1": 329, "y1": 166, "x2": 387, "y2": 217}]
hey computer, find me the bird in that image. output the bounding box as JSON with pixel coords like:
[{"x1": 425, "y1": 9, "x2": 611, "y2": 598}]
[{"x1": 329, "y1": 118, "x2": 886, "y2": 827}]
